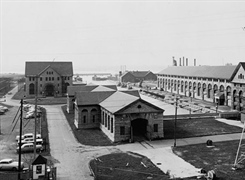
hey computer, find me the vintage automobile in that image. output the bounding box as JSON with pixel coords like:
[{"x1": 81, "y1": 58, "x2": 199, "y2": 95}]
[
  {"x1": 17, "y1": 138, "x2": 43, "y2": 146},
  {"x1": 0, "y1": 159, "x2": 24, "y2": 171},
  {"x1": 16, "y1": 143, "x2": 43, "y2": 153},
  {"x1": 16, "y1": 133, "x2": 41, "y2": 142}
]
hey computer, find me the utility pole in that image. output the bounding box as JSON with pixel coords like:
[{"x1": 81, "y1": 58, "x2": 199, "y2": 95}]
[
  {"x1": 34, "y1": 75, "x2": 38, "y2": 159},
  {"x1": 18, "y1": 99, "x2": 23, "y2": 180},
  {"x1": 174, "y1": 96, "x2": 179, "y2": 147}
]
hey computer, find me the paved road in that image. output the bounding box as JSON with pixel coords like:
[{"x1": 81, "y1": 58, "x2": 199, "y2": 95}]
[{"x1": 45, "y1": 105, "x2": 117, "y2": 180}]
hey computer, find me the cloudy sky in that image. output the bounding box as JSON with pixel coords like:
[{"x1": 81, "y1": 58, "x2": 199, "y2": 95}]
[{"x1": 1, "y1": 0, "x2": 245, "y2": 74}]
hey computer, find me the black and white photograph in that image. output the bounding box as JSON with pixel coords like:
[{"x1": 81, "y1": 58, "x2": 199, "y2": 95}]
[{"x1": 1, "y1": 0, "x2": 245, "y2": 180}]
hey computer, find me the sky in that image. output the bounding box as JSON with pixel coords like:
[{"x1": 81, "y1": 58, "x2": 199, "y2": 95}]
[{"x1": 1, "y1": 0, "x2": 245, "y2": 74}]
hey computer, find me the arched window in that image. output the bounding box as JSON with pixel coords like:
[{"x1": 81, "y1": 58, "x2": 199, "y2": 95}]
[
  {"x1": 91, "y1": 109, "x2": 97, "y2": 123},
  {"x1": 81, "y1": 109, "x2": 88, "y2": 123},
  {"x1": 29, "y1": 83, "x2": 35, "y2": 95}
]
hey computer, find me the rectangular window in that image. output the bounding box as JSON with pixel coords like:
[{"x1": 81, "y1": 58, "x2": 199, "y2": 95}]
[
  {"x1": 49, "y1": 77, "x2": 51, "y2": 81},
  {"x1": 105, "y1": 115, "x2": 107, "y2": 127},
  {"x1": 57, "y1": 77, "x2": 60, "y2": 81},
  {"x1": 108, "y1": 116, "x2": 110, "y2": 130},
  {"x1": 153, "y1": 124, "x2": 158, "y2": 132},
  {"x1": 40, "y1": 84, "x2": 42, "y2": 87},
  {"x1": 52, "y1": 77, "x2": 54, "y2": 81},
  {"x1": 93, "y1": 115, "x2": 95, "y2": 123},
  {"x1": 29, "y1": 77, "x2": 31, "y2": 81},
  {"x1": 36, "y1": 165, "x2": 42, "y2": 174},
  {"x1": 33, "y1": 77, "x2": 35, "y2": 81},
  {"x1": 40, "y1": 77, "x2": 42, "y2": 81},
  {"x1": 102, "y1": 112, "x2": 104, "y2": 125},
  {"x1": 58, "y1": 84, "x2": 59, "y2": 87},
  {"x1": 46, "y1": 77, "x2": 48, "y2": 81},
  {"x1": 83, "y1": 116, "x2": 86, "y2": 123},
  {"x1": 111, "y1": 118, "x2": 113, "y2": 133},
  {"x1": 68, "y1": 77, "x2": 70, "y2": 80},
  {"x1": 120, "y1": 126, "x2": 125, "y2": 135}
]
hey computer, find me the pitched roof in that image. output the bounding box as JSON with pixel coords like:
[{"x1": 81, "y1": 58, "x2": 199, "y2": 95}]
[
  {"x1": 25, "y1": 61, "x2": 73, "y2": 76},
  {"x1": 91, "y1": 85, "x2": 117, "y2": 92},
  {"x1": 230, "y1": 62, "x2": 245, "y2": 80},
  {"x1": 122, "y1": 71, "x2": 151, "y2": 78},
  {"x1": 76, "y1": 91, "x2": 115, "y2": 105},
  {"x1": 67, "y1": 85, "x2": 97, "y2": 96},
  {"x1": 119, "y1": 90, "x2": 140, "y2": 97},
  {"x1": 67, "y1": 85, "x2": 117, "y2": 96},
  {"x1": 99, "y1": 91, "x2": 139, "y2": 113},
  {"x1": 158, "y1": 65, "x2": 237, "y2": 80},
  {"x1": 130, "y1": 71, "x2": 151, "y2": 77},
  {"x1": 32, "y1": 155, "x2": 47, "y2": 165}
]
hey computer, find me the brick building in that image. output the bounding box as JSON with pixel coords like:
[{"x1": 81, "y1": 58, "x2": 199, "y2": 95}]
[
  {"x1": 67, "y1": 85, "x2": 164, "y2": 143},
  {"x1": 25, "y1": 61, "x2": 73, "y2": 98}
]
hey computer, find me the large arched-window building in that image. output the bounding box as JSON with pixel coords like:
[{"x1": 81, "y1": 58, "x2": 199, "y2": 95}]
[
  {"x1": 157, "y1": 62, "x2": 245, "y2": 111},
  {"x1": 25, "y1": 61, "x2": 73, "y2": 98}
]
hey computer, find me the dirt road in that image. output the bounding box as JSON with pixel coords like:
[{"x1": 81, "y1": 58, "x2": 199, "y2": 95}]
[{"x1": 45, "y1": 105, "x2": 117, "y2": 180}]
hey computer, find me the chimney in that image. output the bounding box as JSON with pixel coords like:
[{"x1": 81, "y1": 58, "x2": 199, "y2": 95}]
[
  {"x1": 194, "y1": 59, "x2": 196, "y2": 66},
  {"x1": 173, "y1": 57, "x2": 177, "y2": 66},
  {"x1": 179, "y1": 58, "x2": 181, "y2": 66},
  {"x1": 186, "y1": 58, "x2": 188, "y2": 66}
]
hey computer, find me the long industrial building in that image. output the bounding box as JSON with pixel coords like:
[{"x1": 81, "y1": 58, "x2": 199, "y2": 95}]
[{"x1": 157, "y1": 58, "x2": 245, "y2": 111}]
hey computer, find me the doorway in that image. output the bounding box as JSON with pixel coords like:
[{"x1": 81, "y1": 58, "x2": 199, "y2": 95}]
[
  {"x1": 131, "y1": 118, "x2": 148, "y2": 142},
  {"x1": 45, "y1": 84, "x2": 54, "y2": 96}
]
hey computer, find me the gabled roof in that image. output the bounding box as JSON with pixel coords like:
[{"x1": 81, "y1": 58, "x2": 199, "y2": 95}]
[
  {"x1": 116, "y1": 98, "x2": 164, "y2": 114},
  {"x1": 122, "y1": 71, "x2": 152, "y2": 78},
  {"x1": 119, "y1": 90, "x2": 140, "y2": 98},
  {"x1": 158, "y1": 65, "x2": 237, "y2": 80},
  {"x1": 67, "y1": 85, "x2": 117, "y2": 96},
  {"x1": 91, "y1": 85, "x2": 117, "y2": 92},
  {"x1": 230, "y1": 62, "x2": 245, "y2": 80},
  {"x1": 67, "y1": 85, "x2": 98, "y2": 96},
  {"x1": 131, "y1": 71, "x2": 151, "y2": 77},
  {"x1": 76, "y1": 91, "x2": 115, "y2": 105},
  {"x1": 32, "y1": 155, "x2": 47, "y2": 165},
  {"x1": 99, "y1": 91, "x2": 139, "y2": 113},
  {"x1": 25, "y1": 61, "x2": 73, "y2": 76}
]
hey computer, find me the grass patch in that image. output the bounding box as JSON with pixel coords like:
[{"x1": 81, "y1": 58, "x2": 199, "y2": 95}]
[
  {"x1": 12, "y1": 87, "x2": 66, "y2": 105},
  {"x1": 173, "y1": 140, "x2": 245, "y2": 180},
  {"x1": 89, "y1": 152, "x2": 169, "y2": 180},
  {"x1": 61, "y1": 105, "x2": 114, "y2": 146},
  {"x1": 25, "y1": 97, "x2": 67, "y2": 105},
  {"x1": 164, "y1": 118, "x2": 242, "y2": 139}
]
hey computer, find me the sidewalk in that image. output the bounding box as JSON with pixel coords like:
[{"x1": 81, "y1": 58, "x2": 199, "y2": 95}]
[{"x1": 117, "y1": 129, "x2": 244, "y2": 178}]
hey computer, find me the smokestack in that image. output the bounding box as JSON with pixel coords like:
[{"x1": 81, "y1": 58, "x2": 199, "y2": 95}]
[
  {"x1": 194, "y1": 59, "x2": 196, "y2": 66},
  {"x1": 186, "y1": 58, "x2": 188, "y2": 66},
  {"x1": 172, "y1": 57, "x2": 177, "y2": 66}
]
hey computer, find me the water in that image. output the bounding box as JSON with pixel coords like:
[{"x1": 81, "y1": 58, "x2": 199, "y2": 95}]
[{"x1": 79, "y1": 75, "x2": 118, "y2": 85}]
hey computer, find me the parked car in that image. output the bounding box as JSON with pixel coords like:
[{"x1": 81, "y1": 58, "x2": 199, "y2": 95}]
[
  {"x1": 0, "y1": 106, "x2": 8, "y2": 112},
  {"x1": 16, "y1": 143, "x2": 43, "y2": 153},
  {"x1": 17, "y1": 138, "x2": 43, "y2": 146},
  {"x1": 16, "y1": 133, "x2": 41, "y2": 141},
  {"x1": 0, "y1": 159, "x2": 24, "y2": 171},
  {"x1": 0, "y1": 109, "x2": 5, "y2": 115}
]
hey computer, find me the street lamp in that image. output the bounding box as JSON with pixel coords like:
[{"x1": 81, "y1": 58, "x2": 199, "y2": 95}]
[{"x1": 174, "y1": 96, "x2": 179, "y2": 147}]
